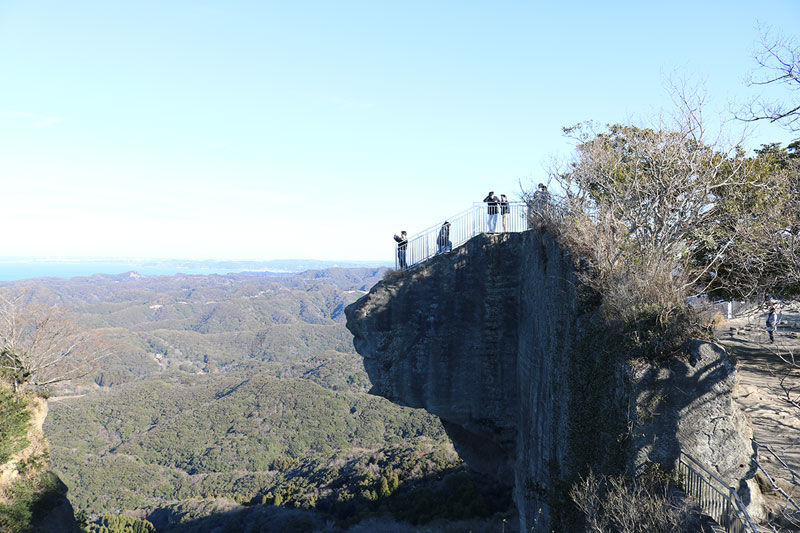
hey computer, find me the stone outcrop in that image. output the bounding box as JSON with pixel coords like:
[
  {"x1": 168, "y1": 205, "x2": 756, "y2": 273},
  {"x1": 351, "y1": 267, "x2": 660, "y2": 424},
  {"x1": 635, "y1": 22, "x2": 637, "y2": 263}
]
[
  {"x1": 631, "y1": 340, "x2": 766, "y2": 522},
  {"x1": 346, "y1": 230, "x2": 763, "y2": 530}
]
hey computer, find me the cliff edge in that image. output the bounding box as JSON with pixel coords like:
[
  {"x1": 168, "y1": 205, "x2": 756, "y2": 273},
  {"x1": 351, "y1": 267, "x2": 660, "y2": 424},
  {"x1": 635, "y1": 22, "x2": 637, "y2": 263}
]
[
  {"x1": 345, "y1": 230, "x2": 764, "y2": 530},
  {"x1": 0, "y1": 389, "x2": 79, "y2": 533}
]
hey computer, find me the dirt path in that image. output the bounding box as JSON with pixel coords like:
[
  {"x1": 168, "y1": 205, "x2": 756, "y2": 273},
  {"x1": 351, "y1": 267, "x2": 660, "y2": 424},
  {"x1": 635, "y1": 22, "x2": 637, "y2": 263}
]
[
  {"x1": 719, "y1": 305, "x2": 800, "y2": 522},
  {"x1": 48, "y1": 394, "x2": 87, "y2": 402}
]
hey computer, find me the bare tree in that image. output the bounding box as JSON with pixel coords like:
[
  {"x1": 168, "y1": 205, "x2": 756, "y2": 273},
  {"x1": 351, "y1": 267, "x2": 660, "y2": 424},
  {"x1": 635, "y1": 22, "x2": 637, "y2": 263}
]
[
  {"x1": 526, "y1": 83, "x2": 800, "y2": 372},
  {"x1": 739, "y1": 27, "x2": 800, "y2": 132},
  {"x1": 695, "y1": 144, "x2": 799, "y2": 300},
  {"x1": 0, "y1": 295, "x2": 109, "y2": 392},
  {"x1": 541, "y1": 115, "x2": 789, "y2": 325}
]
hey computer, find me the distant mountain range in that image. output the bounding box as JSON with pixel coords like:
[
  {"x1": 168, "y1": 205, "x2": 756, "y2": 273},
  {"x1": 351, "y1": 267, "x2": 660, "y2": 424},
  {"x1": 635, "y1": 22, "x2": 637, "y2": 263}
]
[{"x1": 0, "y1": 258, "x2": 392, "y2": 281}]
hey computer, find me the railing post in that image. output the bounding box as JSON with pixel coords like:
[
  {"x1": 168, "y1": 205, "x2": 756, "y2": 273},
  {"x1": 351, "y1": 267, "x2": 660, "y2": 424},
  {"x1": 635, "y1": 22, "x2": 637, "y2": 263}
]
[
  {"x1": 729, "y1": 487, "x2": 736, "y2": 528},
  {"x1": 678, "y1": 451, "x2": 758, "y2": 533}
]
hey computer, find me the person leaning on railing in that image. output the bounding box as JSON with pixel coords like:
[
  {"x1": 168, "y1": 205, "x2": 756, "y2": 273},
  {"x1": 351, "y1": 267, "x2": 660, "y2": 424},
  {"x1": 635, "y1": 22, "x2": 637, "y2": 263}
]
[{"x1": 393, "y1": 231, "x2": 408, "y2": 269}]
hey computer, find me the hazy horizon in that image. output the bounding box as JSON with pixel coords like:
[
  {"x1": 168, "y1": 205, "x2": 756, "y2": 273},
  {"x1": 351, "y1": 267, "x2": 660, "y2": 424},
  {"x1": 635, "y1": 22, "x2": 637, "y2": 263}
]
[
  {"x1": 0, "y1": 257, "x2": 391, "y2": 282},
  {"x1": 0, "y1": 255, "x2": 390, "y2": 264}
]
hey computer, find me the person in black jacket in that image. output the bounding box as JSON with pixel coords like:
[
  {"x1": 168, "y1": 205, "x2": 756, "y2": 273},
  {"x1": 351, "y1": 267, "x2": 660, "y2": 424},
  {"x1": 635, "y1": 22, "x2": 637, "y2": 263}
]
[
  {"x1": 393, "y1": 231, "x2": 408, "y2": 269},
  {"x1": 436, "y1": 222, "x2": 452, "y2": 254},
  {"x1": 483, "y1": 191, "x2": 499, "y2": 233},
  {"x1": 500, "y1": 194, "x2": 510, "y2": 232}
]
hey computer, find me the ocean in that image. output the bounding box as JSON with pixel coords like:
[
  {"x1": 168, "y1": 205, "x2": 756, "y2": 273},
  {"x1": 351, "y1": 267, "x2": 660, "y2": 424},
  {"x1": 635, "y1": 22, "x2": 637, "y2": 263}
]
[{"x1": 0, "y1": 261, "x2": 245, "y2": 281}]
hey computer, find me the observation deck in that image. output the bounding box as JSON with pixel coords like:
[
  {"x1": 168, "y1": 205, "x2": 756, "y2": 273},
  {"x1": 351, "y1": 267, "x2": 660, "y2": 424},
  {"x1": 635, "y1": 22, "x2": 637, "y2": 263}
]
[{"x1": 395, "y1": 201, "x2": 530, "y2": 269}]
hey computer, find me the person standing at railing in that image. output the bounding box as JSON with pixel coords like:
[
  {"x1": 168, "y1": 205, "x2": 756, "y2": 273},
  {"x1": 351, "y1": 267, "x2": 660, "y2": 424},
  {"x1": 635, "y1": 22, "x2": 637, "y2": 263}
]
[
  {"x1": 483, "y1": 191, "x2": 499, "y2": 233},
  {"x1": 393, "y1": 231, "x2": 408, "y2": 269},
  {"x1": 436, "y1": 221, "x2": 452, "y2": 254},
  {"x1": 500, "y1": 194, "x2": 510, "y2": 232},
  {"x1": 532, "y1": 183, "x2": 550, "y2": 212}
]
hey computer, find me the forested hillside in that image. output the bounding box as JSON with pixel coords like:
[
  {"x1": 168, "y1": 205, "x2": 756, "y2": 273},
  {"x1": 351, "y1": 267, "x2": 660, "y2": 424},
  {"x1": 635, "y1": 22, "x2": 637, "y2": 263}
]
[
  {"x1": 46, "y1": 368, "x2": 446, "y2": 514},
  {"x1": 1, "y1": 267, "x2": 384, "y2": 387},
  {"x1": 0, "y1": 268, "x2": 512, "y2": 531}
]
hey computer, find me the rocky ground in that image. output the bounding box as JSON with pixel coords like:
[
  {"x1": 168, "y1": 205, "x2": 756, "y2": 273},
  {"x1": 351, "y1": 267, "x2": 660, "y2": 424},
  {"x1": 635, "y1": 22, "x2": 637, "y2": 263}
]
[{"x1": 719, "y1": 302, "x2": 800, "y2": 529}]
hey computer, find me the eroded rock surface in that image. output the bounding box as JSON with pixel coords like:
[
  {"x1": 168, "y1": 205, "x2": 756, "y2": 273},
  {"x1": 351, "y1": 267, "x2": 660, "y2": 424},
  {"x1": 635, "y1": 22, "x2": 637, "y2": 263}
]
[
  {"x1": 631, "y1": 340, "x2": 766, "y2": 522},
  {"x1": 346, "y1": 230, "x2": 763, "y2": 530}
]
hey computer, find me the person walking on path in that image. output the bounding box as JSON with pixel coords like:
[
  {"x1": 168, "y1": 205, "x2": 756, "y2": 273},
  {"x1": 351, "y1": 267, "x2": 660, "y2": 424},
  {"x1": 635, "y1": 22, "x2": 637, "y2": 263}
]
[
  {"x1": 484, "y1": 191, "x2": 499, "y2": 233},
  {"x1": 436, "y1": 222, "x2": 452, "y2": 254},
  {"x1": 500, "y1": 194, "x2": 510, "y2": 232},
  {"x1": 394, "y1": 231, "x2": 408, "y2": 269},
  {"x1": 766, "y1": 306, "x2": 779, "y2": 343}
]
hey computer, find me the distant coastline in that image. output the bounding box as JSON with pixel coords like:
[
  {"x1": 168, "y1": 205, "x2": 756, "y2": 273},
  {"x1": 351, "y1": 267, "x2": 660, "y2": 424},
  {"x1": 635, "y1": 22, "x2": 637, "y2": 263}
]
[{"x1": 0, "y1": 258, "x2": 390, "y2": 282}]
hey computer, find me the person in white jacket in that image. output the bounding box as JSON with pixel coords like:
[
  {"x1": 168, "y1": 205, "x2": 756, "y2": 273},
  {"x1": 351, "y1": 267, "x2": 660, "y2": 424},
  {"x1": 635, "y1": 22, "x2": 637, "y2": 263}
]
[{"x1": 766, "y1": 306, "x2": 779, "y2": 343}]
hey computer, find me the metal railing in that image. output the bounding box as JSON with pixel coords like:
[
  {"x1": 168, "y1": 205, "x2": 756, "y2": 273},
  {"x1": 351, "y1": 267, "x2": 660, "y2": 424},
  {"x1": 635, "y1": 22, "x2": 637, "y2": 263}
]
[
  {"x1": 677, "y1": 452, "x2": 759, "y2": 532},
  {"x1": 705, "y1": 299, "x2": 762, "y2": 320},
  {"x1": 394, "y1": 201, "x2": 529, "y2": 269}
]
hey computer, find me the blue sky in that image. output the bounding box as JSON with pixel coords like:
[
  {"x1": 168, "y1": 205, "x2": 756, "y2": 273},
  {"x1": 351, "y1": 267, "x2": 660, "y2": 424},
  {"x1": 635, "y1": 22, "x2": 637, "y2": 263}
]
[{"x1": 1, "y1": 1, "x2": 797, "y2": 262}]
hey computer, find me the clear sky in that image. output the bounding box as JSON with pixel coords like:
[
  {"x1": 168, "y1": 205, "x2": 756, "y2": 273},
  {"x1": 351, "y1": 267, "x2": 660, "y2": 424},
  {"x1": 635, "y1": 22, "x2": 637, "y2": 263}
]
[{"x1": 1, "y1": 1, "x2": 798, "y2": 262}]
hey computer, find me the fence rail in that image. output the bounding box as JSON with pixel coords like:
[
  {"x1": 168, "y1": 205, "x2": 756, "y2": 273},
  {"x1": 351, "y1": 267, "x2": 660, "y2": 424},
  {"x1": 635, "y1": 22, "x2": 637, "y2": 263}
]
[
  {"x1": 395, "y1": 201, "x2": 529, "y2": 269},
  {"x1": 705, "y1": 299, "x2": 762, "y2": 320},
  {"x1": 677, "y1": 452, "x2": 759, "y2": 533}
]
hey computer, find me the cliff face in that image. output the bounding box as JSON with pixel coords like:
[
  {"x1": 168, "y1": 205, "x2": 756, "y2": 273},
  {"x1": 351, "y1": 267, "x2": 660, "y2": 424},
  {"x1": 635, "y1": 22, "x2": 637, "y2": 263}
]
[
  {"x1": 0, "y1": 393, "x2": 79, "y2": 533},
  {"x1": 345, "y1": 230, "x2": 763, "y2": 530}
]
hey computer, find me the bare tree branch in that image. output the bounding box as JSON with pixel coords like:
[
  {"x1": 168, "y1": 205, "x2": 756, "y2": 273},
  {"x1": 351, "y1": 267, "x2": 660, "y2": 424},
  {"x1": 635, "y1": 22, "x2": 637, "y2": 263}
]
[
  {"x1": 737, "y1": 26, "x2": 800, "y2": 132},
  {"x1": 0, "y1": 294, "x2": 111, "y2": 392}
]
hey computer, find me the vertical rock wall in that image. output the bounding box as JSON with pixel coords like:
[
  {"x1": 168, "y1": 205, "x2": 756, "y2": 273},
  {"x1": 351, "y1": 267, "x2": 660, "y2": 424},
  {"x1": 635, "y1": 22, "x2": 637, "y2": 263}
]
[{"x1": 346, "y1": 231, "x2": 578, "y2": 530}]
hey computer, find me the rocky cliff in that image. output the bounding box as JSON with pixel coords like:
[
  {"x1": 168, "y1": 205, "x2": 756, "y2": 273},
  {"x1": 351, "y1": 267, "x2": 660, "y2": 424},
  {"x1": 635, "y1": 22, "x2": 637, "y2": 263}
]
[
  {"x1": 0, "y1": 391, "x2": 79, "y2": 533},
  {"x1": 345, "y1": 230, "x2": 763, "y2": 531}
]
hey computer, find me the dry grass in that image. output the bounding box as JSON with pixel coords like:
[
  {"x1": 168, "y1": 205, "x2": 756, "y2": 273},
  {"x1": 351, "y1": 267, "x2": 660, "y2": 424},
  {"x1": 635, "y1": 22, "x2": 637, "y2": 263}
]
[{"x1": 570, "y1": 470, "x2": 700, "y2": 533}]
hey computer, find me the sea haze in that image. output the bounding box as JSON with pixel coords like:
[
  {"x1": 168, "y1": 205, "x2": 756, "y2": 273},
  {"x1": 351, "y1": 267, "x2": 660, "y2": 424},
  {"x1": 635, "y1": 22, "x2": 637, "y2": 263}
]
[{"x1": 0, "y1": 258, "x2": 390, "y2": 281}]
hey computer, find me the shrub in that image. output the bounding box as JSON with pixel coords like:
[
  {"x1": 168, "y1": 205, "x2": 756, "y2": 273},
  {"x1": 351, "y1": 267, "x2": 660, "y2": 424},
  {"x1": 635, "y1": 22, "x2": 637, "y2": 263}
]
[
  {"x1": 382, "y1": 269, "x2": 405, "y2": 283},
  {"x1": 88, "y1": 515, "x2": 157, "y2": 533},
  {"x1": 0, "y1": 387, "x2": 31, "y2": 464},
  {"x1": 570, "y1": 469, "x2": 699, "y2": 533},
  {"x1": 0, "y1": 471, "x2": 65, "y2": 533}
]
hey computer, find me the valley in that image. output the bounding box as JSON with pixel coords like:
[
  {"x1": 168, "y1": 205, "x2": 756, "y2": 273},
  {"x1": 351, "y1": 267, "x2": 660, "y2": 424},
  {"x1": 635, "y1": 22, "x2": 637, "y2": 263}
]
[{"x1": 0, "y1": 267, "x2": 511, "y2": 531}]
